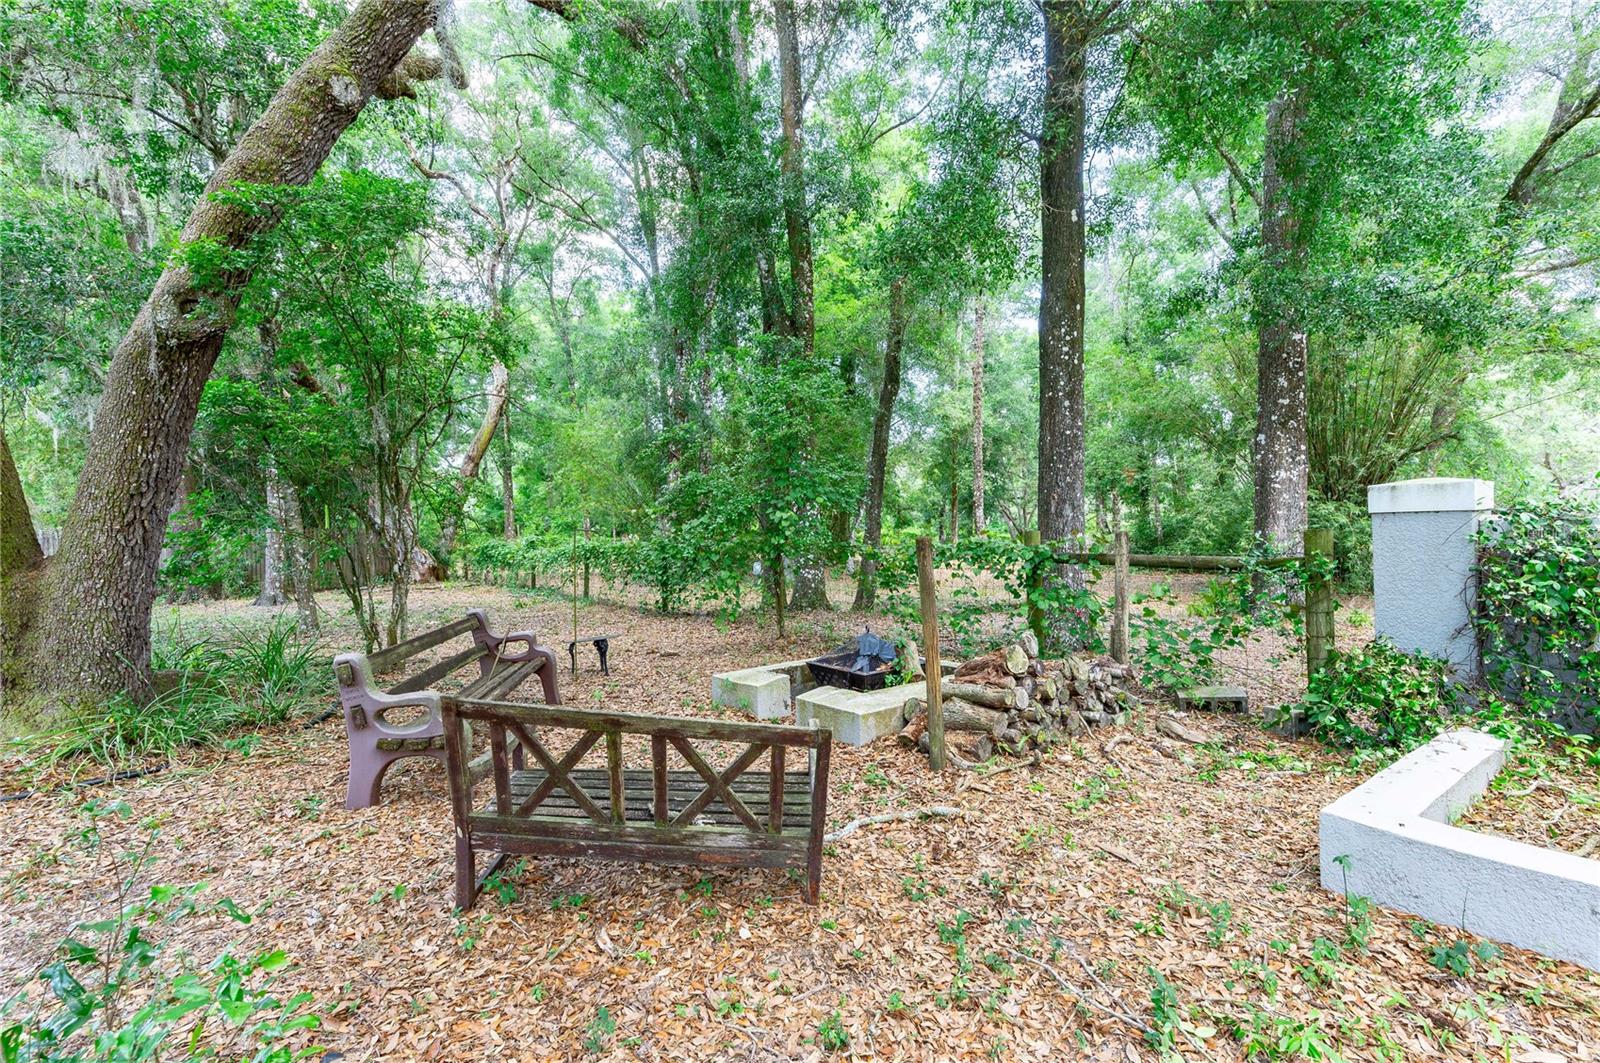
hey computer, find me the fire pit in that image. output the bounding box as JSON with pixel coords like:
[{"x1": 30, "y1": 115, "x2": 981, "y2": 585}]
[{"x1": 807, "y1": 627, "x2": 899, "y2": 692}]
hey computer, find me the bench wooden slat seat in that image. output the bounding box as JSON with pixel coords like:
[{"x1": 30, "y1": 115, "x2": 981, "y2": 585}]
[
  {"x1": 334, "y1": 609, "x2": 560, "y2": 809},
  {"x1": 443, "y1": 698, "x2": 833, "y2": 908},
  {"x1": 503, "y1": 769, "x2": 815, "y2": 828}
]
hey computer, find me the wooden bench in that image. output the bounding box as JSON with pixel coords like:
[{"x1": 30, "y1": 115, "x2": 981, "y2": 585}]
[
  {"x1": 566, "y1": 633, "x2": 616, "y2": 675},
  {"x1": 333, "y1": 609, "x2": 560, "y2": 809},
  {"x1": 441, "y1": 697, "x2": 833, "y2": 908}
]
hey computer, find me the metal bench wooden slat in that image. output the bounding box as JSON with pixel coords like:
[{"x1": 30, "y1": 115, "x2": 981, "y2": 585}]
[
  {"x1": 443, "y1": 696, "x2": 832, "y2": 908},
  {"x1": 459, "y1": 658, "x2": 541, "y2": 701},
  {"x1": 503, "y1": 769, "x2": 814, "y2": 827},
  {"x1": 389, "y1": 644, "x2": 490, "y2": 694},
  {"x1": 368, "y1": 615, "x2": 480, "y2": 673}
]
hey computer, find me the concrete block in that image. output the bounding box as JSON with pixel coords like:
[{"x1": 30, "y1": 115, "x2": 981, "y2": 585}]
[
  {"x1": 711, "y1": 659, "x2": 819, "y2": 720},
  {"x1": 1367, "y1": 478, "x2": 1494, "y2": 514},
  {"x1": 1369, "y1": 477, "x2": 1493, "y2": 677},
  {"x1": 795, "y1": 682, "x2": 921, "y2": 746},
  {"x1": 1177, "y1": 685, "x2": 1248, "y2": 712},
  {"x1": 1321, "y1": 729, "x2": 1600, "y2": 971}
]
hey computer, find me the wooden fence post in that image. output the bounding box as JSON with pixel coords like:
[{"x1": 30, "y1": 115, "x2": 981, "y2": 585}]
[
  {"x1": 915, "y1": 536, "x2": 946, "y2": 771},
  {"x1": 1111, "y1": 530, "x2": 1130, "y2": 665},
  {"x1": 1304, "y1": 526, "x2": 1334, "y2": 681},
  {"x1": 1021, "y1": 528, "x2": 1046, "y2": 649}
]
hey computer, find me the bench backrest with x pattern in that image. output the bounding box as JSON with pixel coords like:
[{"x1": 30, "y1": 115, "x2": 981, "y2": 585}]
[{"x1": 441, "y1": 697, "x2": 832, "y2": 908}]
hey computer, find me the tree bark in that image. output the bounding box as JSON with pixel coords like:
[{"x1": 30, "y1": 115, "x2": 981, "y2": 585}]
[
  {"x1": 773, "y1": 0, "x2": 814, "y2": 356},
  {"x1": 774, "y1": 0, "x2": 829, "y2": 611},
  {"x1": 1037, "y1": 1, "x2": 1089, "y2": 556},
  {"x1": 1, "y1": 428, "x2": 45, "y2": 684},
  {"x1": 276, "y1": 472, "x2": 319, "y2": 633},
  {"x1": 500, "y1": 402, "x2": 517, "y2": 541},
  {"x1": 0, "y1": 428, "x2": 43, "y2": 579},
  {"x1": 854, "y1": 277, "x2": 906, "y2": 610},
  {"x1": 254, "y1": 474, "x2": 288, "y2": 608},
  {"x1": 438, "y1": 359, "x2": 510, "y2": 560},
  {"x1": 15, "y1": 0, "x2": 440, "y2": 707},
  {"x1": 1253, "y1": 90, "x2": 1311, "y2": 554},
  {"x1": 971, "y1": 297, "x2": 986, "y2": 535}
]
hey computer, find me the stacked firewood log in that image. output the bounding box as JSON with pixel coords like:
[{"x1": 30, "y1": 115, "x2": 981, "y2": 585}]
[{"x1": 898, "y1": 632, "x2": 1138, "y2": 763}]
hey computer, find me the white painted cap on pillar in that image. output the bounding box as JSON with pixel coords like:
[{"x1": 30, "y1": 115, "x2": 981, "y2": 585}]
[{"x1": 1367, "y1": 478, "x2": 1494, "y2": 515}]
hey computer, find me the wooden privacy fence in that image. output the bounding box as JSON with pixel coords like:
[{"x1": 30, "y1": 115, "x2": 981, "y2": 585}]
[{"x1": 1019, "y1": 526, "x2": 1335, "y2": 680}]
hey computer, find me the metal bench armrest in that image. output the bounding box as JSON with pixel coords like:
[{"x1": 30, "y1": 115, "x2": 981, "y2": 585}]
[{"x1": 334, "y1": 651, "x2": 442, "y2": 735}]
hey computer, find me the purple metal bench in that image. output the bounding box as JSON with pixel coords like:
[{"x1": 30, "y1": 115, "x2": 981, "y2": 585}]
[{"x1": 333, "y1": 608, "x2": 560, "y2": 809}]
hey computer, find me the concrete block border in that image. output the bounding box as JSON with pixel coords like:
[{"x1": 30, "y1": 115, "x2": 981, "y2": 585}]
[{"x1": 1320, "y1": 729, "x2": 1600, "y2": 971}]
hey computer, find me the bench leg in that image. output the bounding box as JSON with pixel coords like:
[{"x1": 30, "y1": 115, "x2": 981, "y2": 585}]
[
  {"x1": 595, "y1": 638, "x2": 610, "y2": 676},
  {"x1": 537, "y1": 650, "x2": 561, "y2": 705},
  {"x1": 346, "y1": 750, "x2": 395, "y2": 810},
  {"x1": 567, "y1": 641, "x2": 577, "y2": 676},
  {"x1": 454, "y1": 830, "x2": 477, "y2": 911}
]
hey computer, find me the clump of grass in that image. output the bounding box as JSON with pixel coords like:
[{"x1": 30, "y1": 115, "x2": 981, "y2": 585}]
[{"x1": 17, "y1": 618, "x2": 328, "y2": 773}]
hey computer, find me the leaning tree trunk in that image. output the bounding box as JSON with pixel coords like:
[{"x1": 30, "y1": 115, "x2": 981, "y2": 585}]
[
  {"x1": 14, "y1": 0, "x2": 442, "y2": 709},
  {"x1": 854, "y1": 277, "x2": 906, "y2": 610},
  {"x1": 1037, "y1": 1, "x2": 1090, "y2": 561},
  {"x1": 1253, "y1": 90, "x2": 1311, "y2": 556},
  {"x1": 437, "y1": 359, "x2": 510, "y2": 562},
  {"x1": 971, "y1": 297, "x2": 986, "y2": 535}
]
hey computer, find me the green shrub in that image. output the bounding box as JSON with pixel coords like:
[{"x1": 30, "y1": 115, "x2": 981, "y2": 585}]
[
  {"x1": 1293, "y1": 639, "x2": 1460, "y2": 750},
  {"x1": 17, "y1": 619, "x2": 327, "y2": 771}
]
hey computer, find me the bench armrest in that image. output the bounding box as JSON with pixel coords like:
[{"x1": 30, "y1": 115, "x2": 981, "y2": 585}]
[
  {"x1": 467, "y1": 608, "x2": 548, "y2": 663},
  {"x1": 334, "y1": 652, "x2": 442, "y2": 735}
]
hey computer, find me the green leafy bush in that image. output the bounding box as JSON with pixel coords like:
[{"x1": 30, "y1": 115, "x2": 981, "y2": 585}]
[
  {"x1": 1293, "y1": 639, "x2": 1460, "y2": 750},
  {"x1": 1475, "y1": 501, "x2": 1599, "y2": 731}
]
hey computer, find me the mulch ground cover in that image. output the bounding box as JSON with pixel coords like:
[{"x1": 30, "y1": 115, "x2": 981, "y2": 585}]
[
  {"x1": 4, "y1": 577, "x2": 1598, "y2": 1061},
  {"x1": 1457, "y1": 738, "x2": 1600, "y2": 860}
]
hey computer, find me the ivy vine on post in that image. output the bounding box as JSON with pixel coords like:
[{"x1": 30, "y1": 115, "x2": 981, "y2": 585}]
[{"x1": 1475, "y1": 500, "x2": 1600, "y2": 731}]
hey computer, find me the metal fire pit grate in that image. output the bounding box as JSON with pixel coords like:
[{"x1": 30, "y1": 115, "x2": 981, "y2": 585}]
[{"x1": 807, "y1": 628, "x2": 898, "y2": 692}]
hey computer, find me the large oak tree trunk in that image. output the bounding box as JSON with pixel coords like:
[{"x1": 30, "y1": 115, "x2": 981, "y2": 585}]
[
  {"x1": 1038, "y1": 1, "x2": 1089, "y2": 557},
  {"x1": 1253, "y1": 90, "x2": 1310, "y2": 554},
  {"x1": 15, "y1": 0, "x2": 440, "y2": 709},
  {"x1": 1, "y1": 428, "x2": 45, "y2": 685},
  {"x1": 853, "y1": 277, "x2": 906, "y2": 610}
]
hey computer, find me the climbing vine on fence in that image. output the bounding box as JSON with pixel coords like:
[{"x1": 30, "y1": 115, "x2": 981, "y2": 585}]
[{"x1": 1475, "y1": 500, "x2": 1600, "y2": 730}]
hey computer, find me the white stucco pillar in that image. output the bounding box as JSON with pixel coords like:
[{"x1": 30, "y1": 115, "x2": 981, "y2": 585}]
[{"x1": 1367, "y1": 478, "x2": 1494, "y2": 678}]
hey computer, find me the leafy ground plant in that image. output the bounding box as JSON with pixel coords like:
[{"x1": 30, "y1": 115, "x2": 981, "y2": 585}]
[
  {"x1": 0, "y1": 800, "x2": 321, "y2": 1062},
  {"x1": 13, "y1": 618, "x2": 327, "y2": 774},
  {"x1": 1288, "y1": 638, "x2": 1459, "y2": 751}
]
